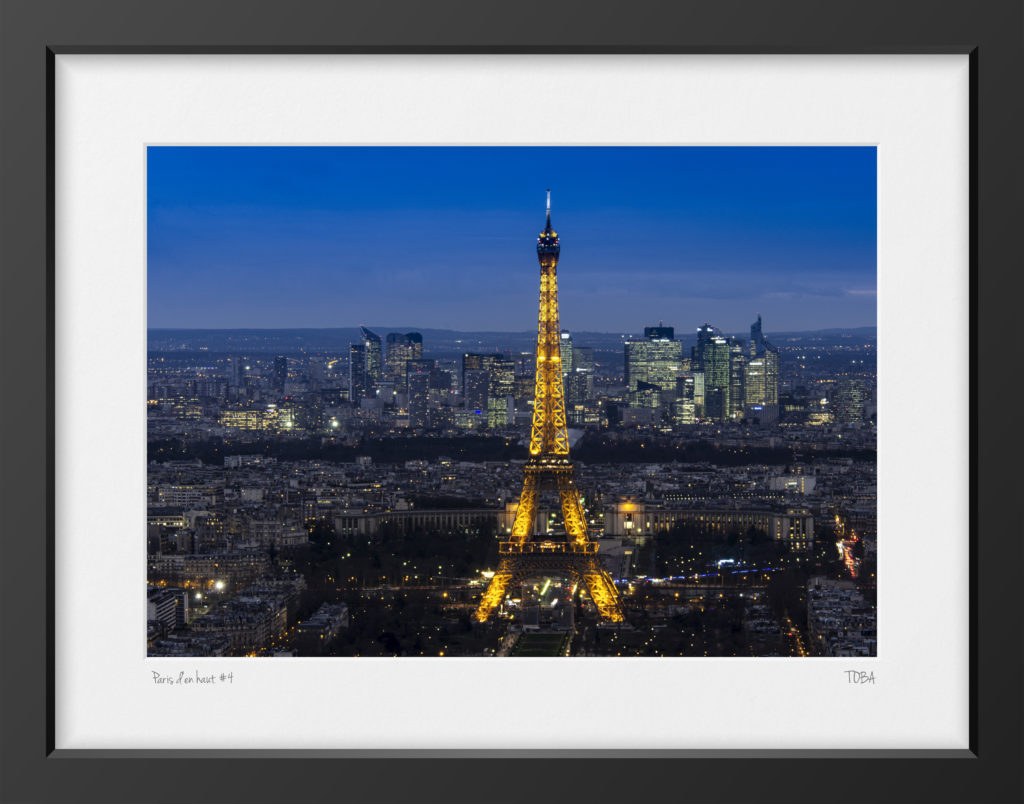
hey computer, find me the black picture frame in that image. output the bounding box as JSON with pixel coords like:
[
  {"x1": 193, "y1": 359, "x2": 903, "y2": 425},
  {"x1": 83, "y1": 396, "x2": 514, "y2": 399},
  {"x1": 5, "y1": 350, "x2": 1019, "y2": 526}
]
[{"x1": 1, "y1": 1, "x2": 1020, "y2": 802}]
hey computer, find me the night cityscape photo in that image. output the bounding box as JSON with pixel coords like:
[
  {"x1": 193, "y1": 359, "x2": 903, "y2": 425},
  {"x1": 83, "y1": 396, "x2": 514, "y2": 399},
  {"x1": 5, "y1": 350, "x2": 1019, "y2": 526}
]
[{"x1": 146, "y1": 146, "x2": 877, "y2": 658}]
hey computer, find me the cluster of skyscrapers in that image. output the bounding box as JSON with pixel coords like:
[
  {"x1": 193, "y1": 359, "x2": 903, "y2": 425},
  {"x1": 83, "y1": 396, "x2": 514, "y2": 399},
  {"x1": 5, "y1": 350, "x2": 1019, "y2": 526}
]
[
  {"x1": 625, "y1": 315, "x2": 780, "y2": 425},
  {"x1": 347, "y1": 325, "x2": 601, "y2": 432},
  {"x1": 349, "y1": 327, "x2": 466, "y2": 429},
  {"x1": 149, "y1": 315, "x2": 830, "y2": 442},
  {"x1": 344, "y1": 315, "x2": 780, "y2": 433}
]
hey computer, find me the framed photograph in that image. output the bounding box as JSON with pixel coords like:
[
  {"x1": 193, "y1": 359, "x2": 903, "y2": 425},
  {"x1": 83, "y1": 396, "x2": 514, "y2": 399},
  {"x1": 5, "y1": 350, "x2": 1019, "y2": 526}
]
[{"x1": 1, "y1": 1, "x2": 1020, "y2": 802}]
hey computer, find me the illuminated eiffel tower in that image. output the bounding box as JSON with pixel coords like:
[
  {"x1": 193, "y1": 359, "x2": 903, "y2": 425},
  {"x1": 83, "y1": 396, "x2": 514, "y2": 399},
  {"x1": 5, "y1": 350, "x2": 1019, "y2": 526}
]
[{"x1": 474, "y1": 193, "x2": 625, "y2": 623}]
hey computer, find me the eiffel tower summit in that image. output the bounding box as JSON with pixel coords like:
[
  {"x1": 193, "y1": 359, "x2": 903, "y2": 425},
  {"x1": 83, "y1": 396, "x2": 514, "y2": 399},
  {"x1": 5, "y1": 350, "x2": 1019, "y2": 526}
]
[{"x1": 474, "y1": 193, "x2": 625, "y2": 624}]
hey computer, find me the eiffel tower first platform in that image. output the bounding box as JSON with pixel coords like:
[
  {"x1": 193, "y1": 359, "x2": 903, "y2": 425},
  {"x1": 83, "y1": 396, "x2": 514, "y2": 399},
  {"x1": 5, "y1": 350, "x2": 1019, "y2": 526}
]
[{"x1": 474, "y1": 193, "x2": 625, "y2": 624}]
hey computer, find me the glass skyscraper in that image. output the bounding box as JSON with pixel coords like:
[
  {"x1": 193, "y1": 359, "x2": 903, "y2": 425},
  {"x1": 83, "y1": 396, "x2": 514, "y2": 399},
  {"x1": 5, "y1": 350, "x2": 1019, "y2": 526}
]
[
  {"x1": 348, "y1": 343, "x2": 367, "y2": 401},
  {"x1": 625, "y1": 327, "x2": 682, "y2": 406},
  {"x1": 559, "y1": 330, "x2": 574, "y2": 384},
  {"x1": 386, "y1": 332, "x2": 423, "y2": 390},
  {"x1": 405, "y1": 358, "x2": 434, "y2": 428},
  {"x1": 703, "y1": 335, "x2": 731, "y2": 421},
  {"x1": 694, "y1": 323, "x2": 720, "y2": 372},
  {"x1": 360, "y1": 326, "x2": 382, "y2": 391}
]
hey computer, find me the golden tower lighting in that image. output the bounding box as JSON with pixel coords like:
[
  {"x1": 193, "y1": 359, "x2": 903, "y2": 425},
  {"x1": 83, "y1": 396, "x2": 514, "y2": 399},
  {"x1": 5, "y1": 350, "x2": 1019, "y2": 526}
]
[{"x1": 474, "y1": 192, "x2": 625, "y2": 623}]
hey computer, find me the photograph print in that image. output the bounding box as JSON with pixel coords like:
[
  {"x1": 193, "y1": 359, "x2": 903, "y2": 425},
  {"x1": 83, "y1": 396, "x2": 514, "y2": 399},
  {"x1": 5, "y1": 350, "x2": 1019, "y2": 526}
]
[{"x1": 146, "y1": 146, "x2": 877, "y2": 658}]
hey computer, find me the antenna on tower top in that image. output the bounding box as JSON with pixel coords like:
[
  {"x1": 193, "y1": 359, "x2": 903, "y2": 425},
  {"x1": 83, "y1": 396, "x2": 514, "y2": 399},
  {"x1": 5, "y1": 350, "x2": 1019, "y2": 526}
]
[{"x1": 546, "y1": 189, "x2": 551, "y2": 226}]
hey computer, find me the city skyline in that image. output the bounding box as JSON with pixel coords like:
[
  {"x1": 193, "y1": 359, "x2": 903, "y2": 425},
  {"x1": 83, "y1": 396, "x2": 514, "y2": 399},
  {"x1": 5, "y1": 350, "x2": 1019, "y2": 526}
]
[{"x1": 148, "y1": 146, "x2": 877, "y2": 332}]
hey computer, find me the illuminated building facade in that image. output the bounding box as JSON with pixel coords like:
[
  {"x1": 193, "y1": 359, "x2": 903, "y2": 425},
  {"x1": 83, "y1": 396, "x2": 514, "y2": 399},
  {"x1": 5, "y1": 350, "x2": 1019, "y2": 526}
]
[
  {"x1": 673, "y1": 373, "x2": 697, "y2": 424},
  {"x1": 349, "y1": 327, "x2": 385, "y2": 400},
  {"x1": 625, "y1": 327, "x2": 683, "y2": 406},
  {"x1": 386, "y1": 331, "x2": 423, "y2": 390},
  {"x1": 559, "y1": 330, "x2": 574, "y2": 383},
  {"x1": 763, "y1": 348, "x2": 779, "y2": 405},
  {"x1": 360, "y1": 326, "x2": 382, "y2": 390},
  {"x1": 486, "y1": 356, "x2": 514, "y2": 425},
  {"x1": 219, "y1": 405, "x2": 291, "y2": 433},
  {"x1": 748, "y1": 314, "x2": 779, "y2": 406},
  {"x1": 703, "y1": 335, "x2": 731, "y2": 420},
  {"x1": 605, "y1": 501, "x2": 814, "y2": 552},
  {"x1": 348, "y1": 342, "x2": 367, "y2": 400},
  {"x1": 406, "y1": 358, "x2": 434, "y2": 428},
  {"x1": 567, "y1": 346, "x2": 595, "y2": 404},
  {"x1": 833, "y1": 378, "x2": 865, "y2": 423},
  {"x1": 744, "y1": 357, "x2": 768, "y2": 406},
  {"x1": 624, "y1": 340, "x2": 645, "y2": 391},
  {"x1": 514, "y1": 371, "x2": 535, "y2": 407},
  {"x1": 729, "y1": 338, "x2": 747, "y2": 418},
  {"x1": 487, "y1": 395, "x2": 513, "y2": 429},
  {"x1": 694, "y1": 323, "x2": 720, "y2": 371},
  {"x1": 462, "y1": 353, "x2": 514, "y2": 396},
  {"x1": 475, "y1": 194, "x2": 624, "y2": 623},
  {"x1": 463, "y1": 368, "x2": 489, "y2": 412},
  {"x1": 462, "y1": 352, "x2": 514, "y2": 428}
]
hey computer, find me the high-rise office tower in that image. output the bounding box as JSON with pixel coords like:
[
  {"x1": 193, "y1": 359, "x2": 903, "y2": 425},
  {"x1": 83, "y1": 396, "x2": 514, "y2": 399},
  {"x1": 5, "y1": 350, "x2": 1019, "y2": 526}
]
[
  {"x1": 744, "y1": 357, "x2": 768, "y2": 407},
  {"x1": 729, "y1": 338, "x2": 747, "y2": 418},
  {"x1": 694, "y1": 323, "x2": 720, "y2": 372},
  {"x1": 273, "y1": 355, "x2": 288, "y2": 392},
  {"x1": 748, "y1": 315, "x2": 779, "y2": 405},
  {"x1": 763, "y1": 346, "x2": 779, "y2": 405},
  {"x1": 750, "y1": 313, "x2": 766, "y2": 357},
  {"x1": 572, "y1": 346, "x2": 594, "y2": 376},
  {"x1": 704, "y1": 387, "x2": 727, "y2": 421},
  {"x1": 648, "y1": 335, "x2": 682, "y2": 396},
  {"x1": 688, "y1": 371, "x2": 705, "y2": 416},
  {"x1": 704, "y1": 335, "x2": 731, "y2": 420},
  {"x1": 487, "y1": 355, "x2": 514, "y2": 401},
  {"x1": 463, "y1": 369, "x2": 490, "y2": 412},
  {"x1": 559, "y1": 330, "x2": 574, "y2": 384},
  {"x1": 386, "y1": 332, "x2": 423, "y2": 390},
  {"x1": 360, "y1": 326, "x2": 382, "y2": 391},
  {"x1": 427, "y1": 367, "x2": 452, "y2": 407},
  {"x1": 462, "y1": 352, "x2": 514, "y2": 420},
  {"x1": 461, "y1": 353, "x2": 489, "y2": 393},
  {"x1": 406, "y1": 358, "x2": 434, "y2": 428},
  {"x1": 308, "y1": 356, "x2": 325, "y2": 394},
  {"x1": 833, "y1": 378, "x2": 865, "y2": 423},
  {"x1": 568, "y1": 346, "x2": 595, "y2": 404},
  {"x1": 624, "y1": 340, "x2": 645, "y2": 392},
  {"x1": 625, "y1": 326, "x2": 683, "y2": 405},
  {"x1": 348, "y1": 343, "x2": 367, "y2": 401},
  {"x1": 673, "y1": 373, "x2": 697, "y2": 424},
  {"x1": 514, "y1": 371, "x2": 536, "y2": 407},
  {"x1": 487, "y1": 358, "x2": 515, "y2": 428}
]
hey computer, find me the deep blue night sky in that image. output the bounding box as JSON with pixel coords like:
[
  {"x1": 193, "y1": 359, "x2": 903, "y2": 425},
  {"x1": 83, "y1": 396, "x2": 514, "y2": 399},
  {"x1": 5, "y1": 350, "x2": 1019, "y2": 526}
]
[{"x1": 147, "y1": 146, "x2": 876, "y2": 333}]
